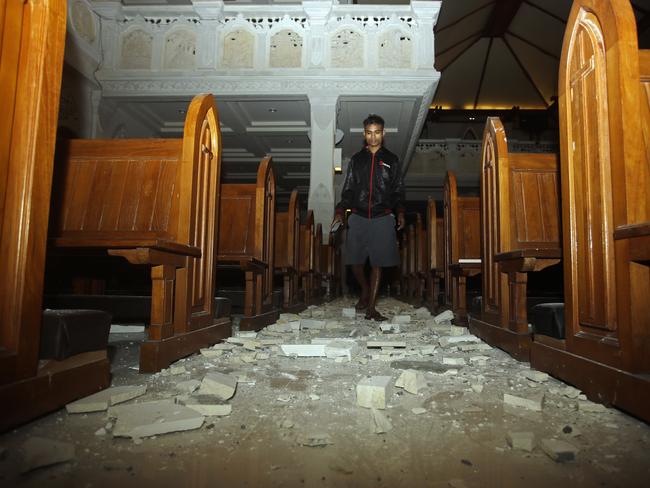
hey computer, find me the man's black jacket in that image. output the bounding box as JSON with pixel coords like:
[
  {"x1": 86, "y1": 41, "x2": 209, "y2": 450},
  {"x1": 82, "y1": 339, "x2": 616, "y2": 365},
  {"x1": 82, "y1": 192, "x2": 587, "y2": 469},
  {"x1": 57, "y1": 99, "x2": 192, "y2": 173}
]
[{"x1": 335, "y1": 146, "x2": 405, "y2": 219}]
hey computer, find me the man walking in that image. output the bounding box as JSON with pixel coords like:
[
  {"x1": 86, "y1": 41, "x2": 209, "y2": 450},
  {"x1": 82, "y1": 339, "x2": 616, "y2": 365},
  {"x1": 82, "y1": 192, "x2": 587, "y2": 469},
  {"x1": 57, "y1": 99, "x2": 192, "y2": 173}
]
[{"x1": 332, "y1": 114, "x2": 405, "y2": 321}]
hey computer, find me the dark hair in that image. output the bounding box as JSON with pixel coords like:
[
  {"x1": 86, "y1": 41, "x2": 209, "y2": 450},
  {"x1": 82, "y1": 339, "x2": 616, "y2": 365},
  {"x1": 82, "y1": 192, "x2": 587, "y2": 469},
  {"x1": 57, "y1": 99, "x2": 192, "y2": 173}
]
[{"x1": 363, "y1": 114, "x2": 385, "y2": 128}]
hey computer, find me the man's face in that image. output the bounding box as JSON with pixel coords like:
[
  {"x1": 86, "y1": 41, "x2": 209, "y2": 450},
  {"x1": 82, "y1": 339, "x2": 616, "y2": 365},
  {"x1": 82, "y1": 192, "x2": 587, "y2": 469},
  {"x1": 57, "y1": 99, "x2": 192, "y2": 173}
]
[{"x1": 364, "y1": 123, "x2": 384, "y2": 150}]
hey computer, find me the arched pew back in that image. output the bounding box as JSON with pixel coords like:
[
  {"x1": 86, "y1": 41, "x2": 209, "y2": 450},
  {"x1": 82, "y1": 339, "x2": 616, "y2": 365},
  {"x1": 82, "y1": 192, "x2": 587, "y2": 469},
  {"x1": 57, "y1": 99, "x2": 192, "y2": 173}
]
[
  {"x1": 274, "y1": 190, "x2": 304, "y2": 312},
  {"x1": 50, "y1": 94, "x2": 229, "y2": 372},
  {"x1": 443, "y1": 171, "x2": 481, "y2": 324},
  {"x1": 530, "y1": 0, "x2": 650, "y2": 421},
  {"x1": 426, "y1": 198, "x2": 444, "y2": 312},
  {"x1": 218, "y1": 156, "x2": 279, "y2": 330},
  {"x1": 469, "y1": 117, "x2": 561, "y2": 361}
]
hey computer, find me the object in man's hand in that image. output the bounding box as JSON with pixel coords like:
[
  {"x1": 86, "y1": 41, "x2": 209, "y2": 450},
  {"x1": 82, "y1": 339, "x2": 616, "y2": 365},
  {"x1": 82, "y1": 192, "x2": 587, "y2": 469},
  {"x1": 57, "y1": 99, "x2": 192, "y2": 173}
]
[{"x1": 330, "y1": 221, "x2": 342, "y2": 233}]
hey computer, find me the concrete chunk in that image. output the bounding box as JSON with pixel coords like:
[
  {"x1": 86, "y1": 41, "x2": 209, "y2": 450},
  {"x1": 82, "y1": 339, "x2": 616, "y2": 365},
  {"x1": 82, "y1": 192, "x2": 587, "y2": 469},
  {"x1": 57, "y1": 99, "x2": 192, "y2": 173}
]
[
  {"x1": 523, "y1": 370, "x2": 549, "y2": 383},
  {"x1": 540, "y1": 438, "x2": 578, "y2": 462},
  {"x1": 578, "y1": 401, "x2": 608, "y2": 413},
  {"x1": 175, "y1": 379, "x2": 201, "y2": 394},
  {"x1": 181, "y1": 396, "x2": 232, "y2": 417},
  {"x1": 199, "y1": 372, "x2": 237, "y2": 400},
  {"x1": 395, "y1": 369, "x2": 427, "y2": 394},
  {"x1": 278, "y1": 313, "x2": 301, "y2": 322},
  {"x1": 442, "y1": 357, "x2": 467, "y2": 366},
  {"x1": 342, "y1": 308, "x2": 356, "y2": 318},
  {"x1": 356, "y1": 376, "x2": 392, "y2": 409},
  {"x1": 66, "y1": 385, "x2": 147, "y2": 413},
  {"x1": 109, "y1": 400, "x2": 204, "y2": 438},
  {"x1": 379, "y1": 323, "x2": 401, "y2": 334},
  {"x1": 393, "y1": 315, "x2": 411, "y2": 324},
  {"x1": 506, "y1": 431, "x2": 535, "y2": 452},
  {"x1": 367, "y1": 341, "x2": 407, "y2": 349},
  {"x1": 324, "y1": 341, "x2": 360, "y2": 361},
  {"x1": 20, "y1": 437, "x2": 75, "y2": 473},
  {"x1": 503, "y1": 392, "x2": 545, "y2": 411},
  {"x1": 280, "y1": 344, "x2": 326, "y2": 357},
  {"x1": 371, "y1": 408, "x2": 393, "y2": 434},
  {"x1": 300, "y1": 319, "x2": 326, "y2": 330},
  {"x1": 433, "y1": 310, "x2": 454, "y2": 324},
  {"x1": 439, "y1": 335, "x2": 481, "y2": 347},
  {"x1": 414, "y1": 307, "x2": 432, "y2": 318}
]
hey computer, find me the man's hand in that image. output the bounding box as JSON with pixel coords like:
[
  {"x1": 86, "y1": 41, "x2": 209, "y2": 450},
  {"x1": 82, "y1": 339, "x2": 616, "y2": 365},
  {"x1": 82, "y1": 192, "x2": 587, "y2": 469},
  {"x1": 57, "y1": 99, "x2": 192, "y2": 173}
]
[
  {"x1": 397, "y1": 212, "x2": 405, "y2": 231},
  {"x1": 331, "y1": 213, "x2": 344, "y2": 232}
]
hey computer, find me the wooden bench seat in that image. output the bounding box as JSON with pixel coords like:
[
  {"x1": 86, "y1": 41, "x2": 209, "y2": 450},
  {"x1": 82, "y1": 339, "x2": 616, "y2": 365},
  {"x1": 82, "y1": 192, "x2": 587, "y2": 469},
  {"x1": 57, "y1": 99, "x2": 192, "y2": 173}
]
[
  {"x1": 443, "y1": 171, "x2": 481, "y2": 324},
  {"x1": 48, "y1": 94, "x2": 229, "y2": 373},
  {"x1": 469, "y1": 117, "x2": 560, "y2": 361},
  {"x1": 426, "y1": 198, "x2": 444, "y2": 312},
  {"x1": 274, "y1": 190, "x2": 305, "y2": 313},
  {"x1": 218, "y1": 157, "x2": 279, "y2": 330},
  {"x1": 530, "y1": 0, "x2": 650, "y2": 422}
]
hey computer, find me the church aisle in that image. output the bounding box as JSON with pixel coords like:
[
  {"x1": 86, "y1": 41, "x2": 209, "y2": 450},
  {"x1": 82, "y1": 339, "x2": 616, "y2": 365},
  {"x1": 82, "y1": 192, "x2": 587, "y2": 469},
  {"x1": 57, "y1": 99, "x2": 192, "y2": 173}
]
[{"x1": 1, "y1": 298, "x2": 648, "y2": 488}]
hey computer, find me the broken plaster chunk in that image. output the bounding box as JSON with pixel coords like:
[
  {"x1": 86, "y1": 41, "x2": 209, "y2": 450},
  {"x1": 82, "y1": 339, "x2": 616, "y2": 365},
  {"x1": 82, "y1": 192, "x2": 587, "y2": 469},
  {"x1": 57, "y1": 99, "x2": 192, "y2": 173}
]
[
  {"x1": 506, "y1": 431, "x2": 535, "y2": 452},
  {"x1": 356, "y1": 376, "x2": 392, "y2": 409},
  {"x1": 110, "y1": 400, "x2": 204, "y2": 438},
  {"x1": 540, "y1": 438, "x2": 578, "y2": 463},
  {"x1": 469, "y1": 355, "x2": 490, "y2": 365},
  {"x1": 578, "y1": 401, "x2": 608, "y2": 413},
  {"x1": 300, "y1": 319, "x2": 326, "y2": 330},
  {"x1": 503, "y1": 392, "x2": 545, "y2": 412},
  {"x1": 433, "y1": 310, "x2": 455, "y2": 324},
  {"x1": 380, "y1": 323, "x2": 401, "y2": 334},
  {"x1": 419, "y1": 345, "x2": 437, "y2": 355},
  {"x1": 523, "y1": 370, "x2": 550, "y2": 383},
  {"x1": 280, "y1": 344, "x2": 326, "y2": 357},
  {"x1": 342, "y1": 308, "x2": 356, "y2": 318},
  {"x1": 439, "y1": 335, "x2": 481, "y2": 347},
  {"x1": 20, "y1": 437, "x2": 75, "y2": 473},
  {"x1": 393, "y1": 315, "x2": 411, "y2": 324},
  {"x1": 279, "y1": 313, "x2": 301, "y2": 322},
  {"x1": 324, "y1": 341, "x2": 360, "y2": 361},
  {"x1": 175, "y1": 379, "x2": 201, "y2": 394},
  {"x1": 367, "y1": 340, "x2": 407, "y2": 349},
  {"x1": 442, "y1": 357, "x2": 467, "y2": 366},
  {"x1": 237, "y1": 331, "x2": 257, "y2": 339},
  {"x1": 371, "y1": 408, "x2": 393, "y2": 434},
  {"x1": 411, "y1": 407, "x2": 427, "y2": 415},
  {"x1": 65, "y1": 385, "x2": 147, "y2": 413},
  {"x1": 181, "y1": 396, "x2": 232, "y2": 417},
  {"x1": 199, "y1": 372, "x2": 237, "y2": 400},
  {"x1": 471, "y1": 383, "x2": 484, "y2": 394},
  {"x1": 297, "y1": 433, "x2": 332, "y2": 447},
  {"x1": 395, "y1": 369, "x2": 427, "y2": 394},
  {"x1": 414, "y1": 307, "x2": 432, "y2": 318},
  {"x1": 200, "y1": 348, "x2": 224, "y2": 359},
  {"x1": 266, "y1": 322, "x2": 294, "y2": 333}
]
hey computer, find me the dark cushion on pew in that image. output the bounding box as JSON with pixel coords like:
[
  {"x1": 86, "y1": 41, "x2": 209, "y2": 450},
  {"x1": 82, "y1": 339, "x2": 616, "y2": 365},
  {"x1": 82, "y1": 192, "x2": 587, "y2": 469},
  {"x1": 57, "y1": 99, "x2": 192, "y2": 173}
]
[
  {"x1": 44, "y1": 294, "x2": 151, "y2": 322},
  {"x1": 530, "y1": 303, "x2": 565, "y2": 339},
  {"x1": 39, "y1": 309, "x2": 112, "y2": 360}
]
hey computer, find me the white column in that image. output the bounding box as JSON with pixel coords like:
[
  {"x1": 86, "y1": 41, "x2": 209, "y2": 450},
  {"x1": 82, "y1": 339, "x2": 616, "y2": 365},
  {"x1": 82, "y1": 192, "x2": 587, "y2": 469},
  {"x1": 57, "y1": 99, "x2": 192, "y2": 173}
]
[{"x1": 308, "y1": 93, "x2": 338, "y2": 242}]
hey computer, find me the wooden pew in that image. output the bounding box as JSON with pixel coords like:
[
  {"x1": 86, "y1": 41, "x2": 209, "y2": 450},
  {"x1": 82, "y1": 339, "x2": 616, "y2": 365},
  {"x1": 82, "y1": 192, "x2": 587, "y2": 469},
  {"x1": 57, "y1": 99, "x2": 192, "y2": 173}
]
[
  {"x1": 443, "y1": 171, "x2": 481, "y2": 324},
  {"x1": 0, "y1": 0, "x2": 106, "y2": 432},
  {"x1": 48, "y1": 94, "x2": 229, "y2": 373},
  {"x1": 321, "y1": 232, "x2": 342, "y2": 300},
  {"x1": 469, "y1": 118, "x2": 561, "y2": 361},
  {"x1": 298, "y1": 210, "x2": 317, "y2": 305},
  {"x1": 530, "y1": 0, "x2": 650, "y2": 421},
  {"x1": 274, "y1": 190, "x2": 305, "y2": 313},
  {"x1": 313, "y1": 223, "x2": 324, "y2": 301},
  {"x1": 426, "y1": 198, "x2": 444, "y2": 312},
  {"x1": 414, "y1": 213, "x2": 428, "y2": 306},
  {"x1": 218, "y1": 157, "x2": 279, "y2": 330}
]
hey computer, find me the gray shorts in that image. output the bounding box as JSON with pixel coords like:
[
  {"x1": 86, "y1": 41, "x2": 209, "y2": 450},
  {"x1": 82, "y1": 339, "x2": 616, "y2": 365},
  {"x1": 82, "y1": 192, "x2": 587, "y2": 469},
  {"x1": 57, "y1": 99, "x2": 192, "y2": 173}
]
[{"x1": 345, "y1": 213, "x2": 400, "y2": 267}]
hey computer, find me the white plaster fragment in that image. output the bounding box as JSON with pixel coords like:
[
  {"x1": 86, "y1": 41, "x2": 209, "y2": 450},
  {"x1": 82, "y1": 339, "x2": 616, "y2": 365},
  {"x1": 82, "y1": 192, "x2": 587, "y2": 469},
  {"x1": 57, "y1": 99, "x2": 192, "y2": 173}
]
[
  {"x1": 66, "y1": 385, "x2": 147, "y2": 414},
  {"x1": 356, "y1": 376, "x2": 392, "y2": 409}
]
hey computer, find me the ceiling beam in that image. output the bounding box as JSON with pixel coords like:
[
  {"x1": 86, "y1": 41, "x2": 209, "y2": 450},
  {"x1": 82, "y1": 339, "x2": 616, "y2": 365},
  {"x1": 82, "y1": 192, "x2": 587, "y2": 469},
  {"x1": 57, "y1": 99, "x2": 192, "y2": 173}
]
[
  {"x1": 506, "y1": 31, "x2": 560, "y2": 60},
  {"x1": 435, "y1": 1, "x2": 495, "y2": 34},
  {"x1": 474, "y1": 38, "x2": 494, "y2": 109},
  {"x1": 483, "y1": 0, "x2": 524, "y2": 37},
  {"x1": 503, "y1": 37, "x2": 549, "y2": 107},
  {"x1": 523, "y1": 0, "x2": 567, "y2": 25},
  {"x1": 437, "y1": 29, "x2": 483, "y2": 58},
  {"x1": 436, "y1": 37, "x2": 481, "y2": 71}
]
